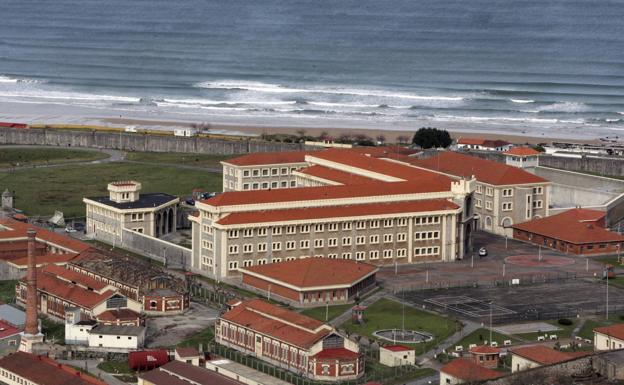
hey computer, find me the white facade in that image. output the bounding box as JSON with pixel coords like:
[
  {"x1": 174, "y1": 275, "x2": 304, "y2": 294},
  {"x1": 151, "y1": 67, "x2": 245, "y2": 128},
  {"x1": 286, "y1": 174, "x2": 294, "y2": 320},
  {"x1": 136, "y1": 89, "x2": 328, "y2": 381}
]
[
  {"x1": 439, "y1": 371, "x2": 462, "y2": 385},
  {"x1": 87, "y1": 327, "x2": 145, "y2": 350},
  {"x1": 594, "y1": 331, "x2": 624, "y2": 351},
  {"x1": 505, "y1": 154, "x2": 539, "y2": 169},
  {"x1": 510, "y1": 354, "x2": 540, "y2": 373},
  {"x1": 379, "y1": 347, "x2": 416, "y2": 367}
]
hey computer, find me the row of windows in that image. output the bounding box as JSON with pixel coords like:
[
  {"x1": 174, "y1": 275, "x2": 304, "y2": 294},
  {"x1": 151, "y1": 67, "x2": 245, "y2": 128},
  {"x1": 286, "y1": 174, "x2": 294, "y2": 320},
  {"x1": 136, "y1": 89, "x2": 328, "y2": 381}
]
[
  {"x1": 242, "y1": 166, "x2": 299, "y2": 178},
  {"x1": 88, "y1": 205, "x2": 121, "y2": 220},
  {"x1": 225, "y1": 217, "x2": 435, "y2": 239},
  {"x1": 475, "y1": 185, "x2": 544, "y2": 196},
  {"x1": 243, "y1": 180, "x2": 297, "y2": 190}
]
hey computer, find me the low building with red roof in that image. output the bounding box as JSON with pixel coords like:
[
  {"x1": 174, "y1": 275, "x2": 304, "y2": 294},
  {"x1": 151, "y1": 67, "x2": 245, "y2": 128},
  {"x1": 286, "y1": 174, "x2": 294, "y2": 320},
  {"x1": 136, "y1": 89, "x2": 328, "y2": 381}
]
[
  {"x1": 504, "y1": 147, "x2": 541, "y2": 169},
  {"x1": 239, "y1": 258, "x2": 377, "y2": 307},
  {"x1": 216, "y1": 299, "x2": 363, "y2": 382},
  {"x1": 439, "y1": 358, "x2": 503, "y2": 385},
  {"x1": 594, "y1": 323, "x2": 624, "y2": 351},
  {"x1": 456, "y1": 137, "x2": 512, "y2": 152},
  {"x1": 510, "y1": 345, "x2": 589, "y2": 373},
  {"x1": 469, "y1": 345, "x2": 501, "y2": 369},
  {"x1": 512, "y1": 208, "x2": 624, "y2": 255},
  {"x1": 379, "y1": 345, "x2": 415, "y2": 367},
  {"x1": 0, "y1": 351, "x2": 107, "y2": 385}
]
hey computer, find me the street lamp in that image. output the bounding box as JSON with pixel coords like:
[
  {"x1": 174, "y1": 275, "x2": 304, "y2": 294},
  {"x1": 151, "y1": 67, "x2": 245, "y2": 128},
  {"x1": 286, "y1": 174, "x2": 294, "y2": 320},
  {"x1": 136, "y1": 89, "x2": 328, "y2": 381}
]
[{"x1": 489, "y1": 301, "x2": 493, "y2": 345}]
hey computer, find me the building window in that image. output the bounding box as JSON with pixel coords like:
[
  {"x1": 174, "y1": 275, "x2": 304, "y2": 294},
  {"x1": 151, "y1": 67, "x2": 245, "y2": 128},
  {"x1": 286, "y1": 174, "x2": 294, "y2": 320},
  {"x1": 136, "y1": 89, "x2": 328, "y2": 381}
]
[
  {"x1": 383, "y1": 249, "x2": 393, "y2": 259},
  {"x1": 228, "y1": 230, "x2": 239, "y2": 239},
  {"x1": 475, "y1": 198, "x2": 482, "y2": 208},
  {"x1": 243, "y1": 244, "x2": 253, "y2": 253},
  {"x1": 342, "y1": 252, "x2": 352, "y2": 259},
  {"x1": 502, "y1": 202, "x2": 513, "y2": 211},
  {"x1": 533, "y1": 200, "x2": 543, "y2": 209},
  {"x1": 397, "y1": 248, "x2": 407, "y2": 258},
  {"x1": 369, "y1": 250, "x2": 379, "y2": 260},
  {"x1": 272, "y1": 242, "x2": 282, "y2": 251},
  {"x1": 328, "y1": 238, "x2": 338, "y2": 247},
  {"x1": 286, "y1": 226, "x2": 296, "y2": 234},
  {"x1": 243, "y1": 170, "x2": 250, "y2": 177},
  {"x1": 397, "y1": 218, "x2": 407, "y2": 227},
  {"x1": 355, "y1": 251, "x2": 365, "y2": 261},
  {"x1": 356, "y1": 236, "x2": 365, "y2": 245},
  {"x1": 342, "y1": 222, "x2": 352, "y2": 230},
  {"x1": 271, "y1": 258, "x2": 282, "y2": 263},
  {"x1": 300, "y1": 240, "x2": 310, "y2": 249},
  {"x1": 397, "y1": 233, "x2": 407, "y2": 242},
  {"x1": 257, "y1": 259, "x2": 267, "y2": 265},
  {"x1": 383, "y1": 219, "x2": 393, "y2": 228},
  {"x1": 272, "y1": 227, "x2": 282, "y2": 235},
  {"x1": 262, "y1": 169, "x2": 269, "y2": 176},
  {"x1": 242, "y1": 183, "x2": 249, "y2": 190},
  {"x1": 533, "y1": 186, "x2": 543, "y2": 195},
  {"x1": 202, "y1": 240, "x2": 213, "y2": 250},
  {"x1": 314, "y1": 239, "x2": 324, "y2": 248},
  {"x1": 369, "y1": 235, "x2": 379, "y2": 244},
  {"x1": 228, "y1": 261, "x2": 239, "y2": 270},
  {"x1": 252, "y1": 182, "x2": 259, "y2": 189},
  {"x1": 502, "y1": 188, "x2": 513, "y2": 197},
  {"x1": 301, "y1": 225, "x2": 310, "y2": 233},
  {"x1": 356, "y1": 221, "x2": 366, "y2": 230},
  {"x1": 370, "y1": 220, "x2": 380, "y2": 229},
  {"x1": 261, "y1": 182, "x2": 268, "y2": 189},
  {"x1": 315, "y1": 224, "x2": 324, "y2": 232},
  {"x1": 281, "y1": 167, "x2": 288, "y2": 175},
  {"x1": 342, "y1": 237, "x2": 352, "y2": 246},
  {"x1": 476, "y1": 185, "x2": 483, "y2": 194},
  {"x1": 271, "y1": 168, "x2": 278, "y2": 176},
  {"x1": 228, "y1": 245, "x2": 239, "y2": 254},
  {"x1": 328, "y1": 223, "x2": 338, "y2": 232},
  {"x1": 258, "y1": 243, "x2": 267, "y2": 252},
  {"x1": 383, "y1": 234, "x2": 393, "y2": 243},
  {"x1": 485, "y1": 201, "x2": 493, "y2": 211},
  {"x1": 242, "y1": 260, "x2": 253, "y2": 267},
  {"x1": 286, "y1": 241, "x2": 296, "y2": 250},
  {"x1": 243, "y1": 229, "x2": 253, "y2": 238}
]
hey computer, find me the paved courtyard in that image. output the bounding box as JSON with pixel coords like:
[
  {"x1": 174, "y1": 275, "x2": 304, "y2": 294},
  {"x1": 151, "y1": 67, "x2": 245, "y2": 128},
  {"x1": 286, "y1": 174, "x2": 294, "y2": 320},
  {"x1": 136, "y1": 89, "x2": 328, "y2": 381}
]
[
  {"x1": 145, "y1": 302, "x2": 219, "y2": 348},
  {"x1": 379, "y1": 231, "x2": 611, "y2": 291}
]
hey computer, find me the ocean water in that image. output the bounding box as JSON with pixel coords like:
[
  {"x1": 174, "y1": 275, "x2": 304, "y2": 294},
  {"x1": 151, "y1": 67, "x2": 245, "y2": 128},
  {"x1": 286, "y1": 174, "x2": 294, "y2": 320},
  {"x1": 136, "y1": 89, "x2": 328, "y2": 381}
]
[{"x1": 1, "y1": 0, "x2": 624, "y2": 138}]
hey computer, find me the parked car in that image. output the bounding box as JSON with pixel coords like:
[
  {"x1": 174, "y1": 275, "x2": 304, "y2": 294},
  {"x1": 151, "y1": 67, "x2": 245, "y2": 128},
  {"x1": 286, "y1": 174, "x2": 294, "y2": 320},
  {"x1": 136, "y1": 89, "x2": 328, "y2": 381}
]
[
  {"x1": 478, "y1": 247, "x2": 488, "y2": 257},
  {"x1": 73, "y1": 222, "x2": 85, "y2": 231},
  {"x1": 65, "y1": 226, "x2": 77, "y2": 233}
]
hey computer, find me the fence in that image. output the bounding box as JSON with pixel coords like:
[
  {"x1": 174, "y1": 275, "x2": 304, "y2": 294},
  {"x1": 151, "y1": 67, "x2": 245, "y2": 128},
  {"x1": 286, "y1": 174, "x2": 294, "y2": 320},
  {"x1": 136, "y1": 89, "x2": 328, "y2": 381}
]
[
  {"x1": 121, "y1": 228, "x2": 190, "y2": 268},
  {"x1": 189, "y1": 284, "x2": 234, "y2": 307},
  {"x1": 209, "y1": 343, "x2": 428, "y2": 385}
]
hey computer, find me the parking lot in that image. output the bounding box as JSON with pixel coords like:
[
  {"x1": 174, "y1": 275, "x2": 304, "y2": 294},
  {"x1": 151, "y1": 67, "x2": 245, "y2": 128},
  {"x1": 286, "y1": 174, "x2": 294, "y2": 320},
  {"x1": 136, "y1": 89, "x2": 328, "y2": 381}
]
[{"x1": 378, "y1": 231, "x2": 610, "y2": 291}]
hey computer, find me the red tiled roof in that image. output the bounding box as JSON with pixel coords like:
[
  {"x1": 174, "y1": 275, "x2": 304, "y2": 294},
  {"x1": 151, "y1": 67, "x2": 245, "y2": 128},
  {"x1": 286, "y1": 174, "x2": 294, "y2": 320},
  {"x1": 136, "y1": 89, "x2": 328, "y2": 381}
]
[
  {"x1": 0, "y1": 319, "x2": 21, "y2": 339},
  {"x1": 297, "y1": 165, "x2": 379, "y2": 185},
  {"x1": 313, "y1": 347, "x2": 359, "y2": 359},
  {"x1": 241, "y1": 258, "x2": 377, "y2": 289},
  {"x1": 411, "y1": 151, "x2": 548, "y2": 186},
  {"x1": 217, "y1": 199, "x2": 459, "y2": 226},
  {"x1": 510, "y1": 345, "x2": 576, "y2": 365},
  {"x1": 594, "y1": 323, "x2": 624, "y2": 340},
  {"x1": 221, "y1": 299, "x2": 330, "y2": 349},
  {"x1": 8, "y1": 252, "x2": 78, "y2": 269},
  {"x1": 222, "y1": 151, "x2": 310, "y2": 166},
  {"x1": 28, "y1": 270, "x2": 115, "y2": 309},
  {"x1": 307, "y1": 149, "x2": 453, "y2": 183},
  {"x1": 440, "y1": 358, "x2": 503, "y2": 381},
  {"x1": 97, "y1": 309, "x2": 140, "y2": 322},
  {"x1": 457, "y1": 138, "x2": 510, "y2": 147},
  {"x1": 382, "y1": 345, "x2": 413, "y2": 352},
  {"x1": 175, "y1": 347, "x2": 201, "y2": 358},
  {"x1": 504, "y1": 147, "x2": 541, "y2": 156},
  {"x1": 0, "y1": 218, "x2": 90, "y2": 253},
  {"x1": 204, "y1": 180, "x2": 452, "y2": 207},
  {"x1": 143, "y1": 361, "x2": 243, "y2": 385},
  {"x1": 470, "y1": 345, "x2": 501, "y2": 354},
  {"x1": 42, "y1": 264, "x2": 109, "y2": 291},
  {"x1": 0, "y1": 352, "x2": 107, "y2": 385},
  {"x1": 512, "y1": 208, "x2": 624, "y2": 245}
]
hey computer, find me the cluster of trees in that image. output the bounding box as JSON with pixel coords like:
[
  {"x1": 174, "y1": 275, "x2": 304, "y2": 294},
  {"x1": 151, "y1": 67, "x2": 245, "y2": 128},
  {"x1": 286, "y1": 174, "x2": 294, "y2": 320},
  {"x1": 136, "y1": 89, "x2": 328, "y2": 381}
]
[{"x1": 412, "y1": 127, "x2": 452, "y2": 149}]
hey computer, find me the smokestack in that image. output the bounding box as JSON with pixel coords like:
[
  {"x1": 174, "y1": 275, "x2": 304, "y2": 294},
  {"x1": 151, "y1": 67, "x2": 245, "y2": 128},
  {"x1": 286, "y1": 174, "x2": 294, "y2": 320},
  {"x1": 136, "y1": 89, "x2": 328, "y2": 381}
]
[{"x1": 24, "y1": 228, "x2": 38, "y2": 336}]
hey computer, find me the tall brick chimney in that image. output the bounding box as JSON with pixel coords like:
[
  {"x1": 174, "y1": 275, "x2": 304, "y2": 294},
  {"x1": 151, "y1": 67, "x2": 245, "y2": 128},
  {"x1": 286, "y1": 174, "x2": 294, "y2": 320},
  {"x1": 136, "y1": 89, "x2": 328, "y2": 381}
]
[{"x1": 24, "y1": 228, "x2": 38, "y2": 336}]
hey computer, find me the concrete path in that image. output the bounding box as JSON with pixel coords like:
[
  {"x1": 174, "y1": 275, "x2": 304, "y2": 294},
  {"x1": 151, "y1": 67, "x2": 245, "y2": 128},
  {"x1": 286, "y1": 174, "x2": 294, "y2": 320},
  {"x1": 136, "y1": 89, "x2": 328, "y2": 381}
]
[{"x1": 58, "y1": 359, "x2": 127, "y2": 385}]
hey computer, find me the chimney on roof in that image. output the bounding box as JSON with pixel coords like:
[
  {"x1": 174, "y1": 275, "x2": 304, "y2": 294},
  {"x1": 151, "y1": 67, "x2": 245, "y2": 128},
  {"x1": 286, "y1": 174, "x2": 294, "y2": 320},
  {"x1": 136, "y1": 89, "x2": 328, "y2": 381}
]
[{"x1": 24, "y1": 229, "x2": 38, "y2": 336}]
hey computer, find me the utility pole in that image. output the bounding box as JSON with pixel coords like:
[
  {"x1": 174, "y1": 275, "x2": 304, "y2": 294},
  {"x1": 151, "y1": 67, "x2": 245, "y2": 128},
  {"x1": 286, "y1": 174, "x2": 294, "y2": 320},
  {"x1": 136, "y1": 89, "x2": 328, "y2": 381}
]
[
  {"x1": 489, "y1": 301, "x2": 493, "y2": 345},
  {"x1": 607, "y1": 267, "x2": 609, "y2": 320}
]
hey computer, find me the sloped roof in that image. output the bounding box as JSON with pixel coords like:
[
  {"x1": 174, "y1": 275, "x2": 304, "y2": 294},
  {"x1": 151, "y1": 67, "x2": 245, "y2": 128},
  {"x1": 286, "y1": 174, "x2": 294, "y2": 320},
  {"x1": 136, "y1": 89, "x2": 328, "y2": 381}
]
[
  {"x1": 512, "y1": 208, "x2": 623, "y2": 244},
  {"x1": 0, "y1": 352, "x2": 107, "y2": 385},
  {"x1": 382, "y1": 345, "x2": 413, "y2": 352},
  {"x1": 457, "y1": 137, "x2": 510, "y2": 147},
  {"x1": 594, "y1": 323, "x2": 624, "y2": 341},
  {"x1": 0, "y1": 218, "x2": 90, "y2": 253},
  {"x1": 220, "y1": 299, "x2": 331, "y2": 349},
  {"x1": 222, "y1": 151, "x2": 310, "y2": 166},
  {"x1": 312, "y1": 347, "x2": 359, "y2": 359},
  {"x1": 216, "y1": 199, "x2": 459, "y2": 226},
  {"x1": 296, "y1": 165, "x2": 379, "y2": 185},
  {"x1": 470, "y1": 345, "x2": 501, "y2": 354},
  {"x1": 510, "y1": 345, "x2": 579, "y2": 365},
  {"x1": 240, "y1": 258, "x2": 377, "y2": 289},
  {"x1": 504, "y1": 147, "x2": 541, "y2": 156},
  {"x1": 440, "y1": 358, "x2": 503, "y2": 381},
  {"x1": 411, "y1": 151, "x2": 548, "y2": 186}
]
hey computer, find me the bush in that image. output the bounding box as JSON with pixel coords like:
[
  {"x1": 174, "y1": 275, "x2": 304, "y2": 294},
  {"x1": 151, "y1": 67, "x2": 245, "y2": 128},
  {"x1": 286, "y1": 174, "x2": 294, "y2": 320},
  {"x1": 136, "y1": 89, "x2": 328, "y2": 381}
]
[
  {"x1": 558, "y1": 318, "x2": 573, "y2": 326},
  {"x1": 412, "y1": 127, "x2": 452, "y2": 149}
]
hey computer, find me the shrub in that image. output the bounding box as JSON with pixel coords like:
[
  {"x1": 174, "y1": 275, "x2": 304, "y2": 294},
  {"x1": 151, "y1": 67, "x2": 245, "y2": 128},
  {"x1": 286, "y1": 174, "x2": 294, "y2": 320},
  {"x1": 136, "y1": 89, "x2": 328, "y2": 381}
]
[{"x1": 558, "y1": 318, "x2": 573, "y2": 326}]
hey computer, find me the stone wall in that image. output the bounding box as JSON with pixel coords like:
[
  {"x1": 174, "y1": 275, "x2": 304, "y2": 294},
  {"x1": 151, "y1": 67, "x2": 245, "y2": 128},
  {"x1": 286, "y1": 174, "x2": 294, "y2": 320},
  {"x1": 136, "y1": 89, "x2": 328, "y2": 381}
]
[
  {"x1": 484, "y1": 355, "x2": 593, "y2": 385},
  {"x1": 121, "y1": 228, "x2": 190, "y2": 268},
  {"x1": 0, "y1": 127, "x2": 311, "y2": 154}
]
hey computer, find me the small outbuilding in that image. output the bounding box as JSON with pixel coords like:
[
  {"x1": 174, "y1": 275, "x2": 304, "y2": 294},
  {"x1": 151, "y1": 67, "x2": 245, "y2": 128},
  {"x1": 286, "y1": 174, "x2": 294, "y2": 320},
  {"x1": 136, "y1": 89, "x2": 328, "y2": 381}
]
[{"x1": 379, "y1": 345, "x2": 415, "y2": 367}]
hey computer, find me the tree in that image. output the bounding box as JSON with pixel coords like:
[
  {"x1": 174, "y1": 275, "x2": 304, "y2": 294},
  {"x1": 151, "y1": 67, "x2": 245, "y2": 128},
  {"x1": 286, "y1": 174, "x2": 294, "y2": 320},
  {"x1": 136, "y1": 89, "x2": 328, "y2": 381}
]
[
  {"x1": 396, "y1": 135, "x2": 409, "y2": 144},
  {"x1": 412, "y1": 127, "x2": 452, "y2": 149}
]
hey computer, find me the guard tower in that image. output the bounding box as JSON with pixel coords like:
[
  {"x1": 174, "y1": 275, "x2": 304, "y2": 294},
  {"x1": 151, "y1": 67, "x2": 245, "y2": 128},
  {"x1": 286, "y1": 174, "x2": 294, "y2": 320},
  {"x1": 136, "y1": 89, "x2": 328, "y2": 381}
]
[
  {"x1": 108, "y1": 181, "x2": 142, "y2": 203},
  {"x1": 1, "y1": 189, "x2": 13, "y2": 210}
]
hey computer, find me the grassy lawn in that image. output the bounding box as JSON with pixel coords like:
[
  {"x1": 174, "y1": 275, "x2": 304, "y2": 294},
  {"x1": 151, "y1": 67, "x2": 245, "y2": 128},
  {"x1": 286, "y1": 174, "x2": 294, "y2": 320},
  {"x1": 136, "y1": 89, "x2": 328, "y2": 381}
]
[
  {"x1": 365, "y1": 359, "x2": 435, "y2": 385},
  {"x1": 455, "y1": 328, "x2": 516, "y2": 349},
  {"x1": 41, "y1": 316, "x2": 65, "y2": 344},
  {"x1": 340, "y1": 298, "x2": 458, "y2": 352},
  {"x1": 177, "y1": 326, "x2": 214, "y2": 349},
  {"x1": 577, "y1": 318, "x2": 616, "y2": 340},
  {"x1": 0, "y1": 162, "x2": 222, "y2": 217},
  {"x1": 0, "y1": 280, "x2": 17, "y2": 303},
  {"x1": 97, "y1": 361, "x2": 133, "y2": 375},
  {"x1": 126, "y1": 152, "x2": 231, "y2": 168},
  {"x1": 0, "y1": 148, "x2": 108, "y2": 168},
  {"x1": 300, "y1": 304, "x2": 352, "y2": 322}
]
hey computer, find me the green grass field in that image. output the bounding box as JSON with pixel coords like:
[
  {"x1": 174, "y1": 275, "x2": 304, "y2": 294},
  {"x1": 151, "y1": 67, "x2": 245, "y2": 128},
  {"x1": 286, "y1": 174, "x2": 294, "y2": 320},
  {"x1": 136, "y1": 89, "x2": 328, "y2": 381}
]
[
  {"x1": 96, "y1": 361, "x2": 134, "y2": 375},
  {"x1": 455, "y1": 328, "x2": 517, "y2": 348},
  {"x1": 300, "y1": 304, "x2": 352, "y2": 322},
  {"x1": 0, "y1": 148, "x2": 108, "y2": 168},
  {"x1": 126, "y1": 151, "x2": 231, "y2": 168},
  {"x1": 340, "y1": 298, "x2": 458, "y2": 352},
  {"x1": 177, "y1": 326, "x2": 214, "y2": 349},
  {"x1": 0, "y1": 162, "x2": 222, "y2": 217}
]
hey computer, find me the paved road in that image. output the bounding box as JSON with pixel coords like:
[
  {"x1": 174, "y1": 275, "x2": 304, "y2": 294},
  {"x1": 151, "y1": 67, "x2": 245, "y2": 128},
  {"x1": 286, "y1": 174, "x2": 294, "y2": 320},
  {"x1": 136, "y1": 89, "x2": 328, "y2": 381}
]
[{"x1": 58, "y1": 359, "x2": 127, "y2": 385}]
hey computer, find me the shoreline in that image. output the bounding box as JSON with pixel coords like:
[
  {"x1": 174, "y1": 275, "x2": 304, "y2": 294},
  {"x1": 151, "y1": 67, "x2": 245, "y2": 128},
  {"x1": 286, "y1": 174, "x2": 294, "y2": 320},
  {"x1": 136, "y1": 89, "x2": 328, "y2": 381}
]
[{"x1": 101, "y1": 117, "x2": 604, "y2": 145}]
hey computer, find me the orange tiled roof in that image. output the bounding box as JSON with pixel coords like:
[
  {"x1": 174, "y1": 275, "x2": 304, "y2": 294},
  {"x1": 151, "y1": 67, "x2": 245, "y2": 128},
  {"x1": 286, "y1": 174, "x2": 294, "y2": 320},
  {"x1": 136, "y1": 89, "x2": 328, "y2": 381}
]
[
  {"x1": 383, "y1": 345, "x2": 413, "y2": 352},
  {"x1": 216, "y1": 199, "x2": 459, "y2": 226},
  {"x1": 0, "y1": 352, "x2": 107, "y2": 385},
  {"x1": 504, "y1": 147, "x2": 541, "y2": 156},
  {"x1": 221, "y1": 299, "x2": 330, "y2": 349},
  {"x1": 25, "y1": 269, "x2": 115, "y2": 310},
  {"x1": 512, "y1": 208, "x2": 624, "y2": 245},
  {"x1": 470, "y1": 345, "x2": 501, "y2": 354},
  {"x1": 440, "y1": 358, "x2": 502, "y2": 381},
  {"x1": 308, "y1": 149, "x2": 452, "y2": 183},
  {"x1": 411, "y1": 151, "x2": 548, "y2": 186},
  {"x1": 8, "y1": 252, "x2": 78, "y2": 268},
  {"x1": 297, "y1": 165, "x2": 379, "y2": 185},
  {"x1": 510, "y1": 345, "x2": 577, "y2": 365},
  {"x1": 42, "y1": 264, "x2": 109, "y2": 291},
  {"x1": 203, "y1": 180, "x2": 451, "y2": 207},
  {"x1": 0, "y1": 218, "x2": 90, "y2": 254},
  {"x1": 594, "y1": 323, "x2": 624, "y2": 340},
  {"x1": 175, "y1": 347, "x2": 201, "y2": 358},
  {"x1": 313, "y1": 348, "x2": 359, "y2": 359},
  {"x1": 222, "y1": 151, "x2": 310, "y2": 166},
  {"x1": 457, "y1": 137, "x2": 510, "y2": 147},
  {"x1": 96, "y1": 309, "x2": 140, "y2": 322},
  {"x1": 240, "y1": 258, "x2": 377, "y2": 289}
]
